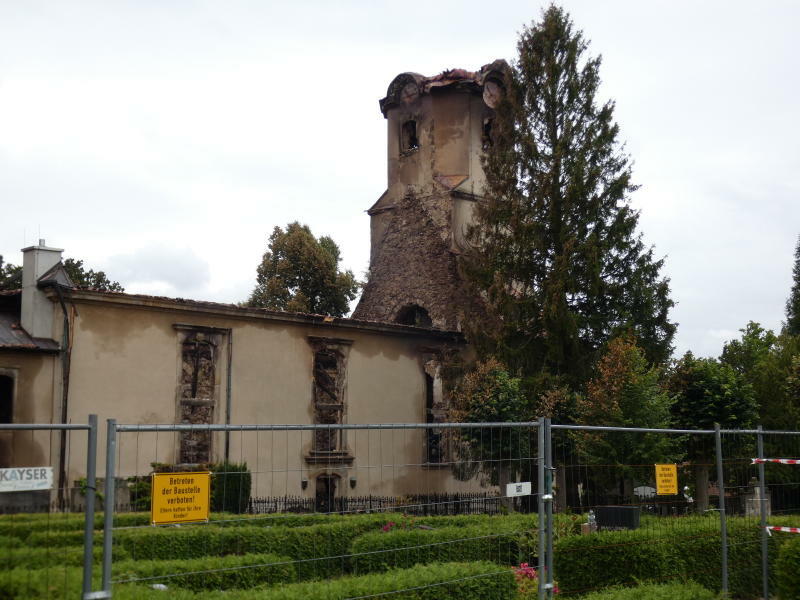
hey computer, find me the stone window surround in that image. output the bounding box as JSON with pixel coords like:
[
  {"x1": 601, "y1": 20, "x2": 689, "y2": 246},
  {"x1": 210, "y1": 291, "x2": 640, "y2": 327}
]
[
  {"x1": 173, "y1": 324, "x2": 227, "y2": 466},
  {"x1": 305, "y1": 336, "x2": 354, "y2": 465}
]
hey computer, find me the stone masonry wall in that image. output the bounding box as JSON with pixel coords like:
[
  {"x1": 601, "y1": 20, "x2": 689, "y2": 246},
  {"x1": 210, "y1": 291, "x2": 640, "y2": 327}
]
[{"x1": 353, "y1": 189, "x2": 463, "y2": 331}]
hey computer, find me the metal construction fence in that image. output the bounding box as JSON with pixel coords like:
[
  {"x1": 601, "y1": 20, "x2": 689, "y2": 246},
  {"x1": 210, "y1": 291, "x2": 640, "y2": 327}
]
[
  {"x1": 1, "y1": 418, "x2": 799, "y2": 599},
  {"x1": 0, "y1": 415, "x2": 98, "y2": 600},
  {"x1": 97, "y1": 420, "x2": 540, "y2": 600},
  {"x1": 247, "y1": 492, "x2": 502, "y2": 515}
]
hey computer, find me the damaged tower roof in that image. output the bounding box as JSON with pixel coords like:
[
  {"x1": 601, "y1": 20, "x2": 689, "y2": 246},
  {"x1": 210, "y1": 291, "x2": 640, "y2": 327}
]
[{"x1": 379, "y1": 59, "x2": 510, "y2": 116}]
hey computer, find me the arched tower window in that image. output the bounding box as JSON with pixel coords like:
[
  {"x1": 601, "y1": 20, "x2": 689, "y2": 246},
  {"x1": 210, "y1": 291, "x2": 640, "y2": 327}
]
[
  {"x1": 395, "y1": 304, "x2": 432, "y2": 328},
  {"x1": 401, "y1": 120, "x2": 419, "y2": 152}
]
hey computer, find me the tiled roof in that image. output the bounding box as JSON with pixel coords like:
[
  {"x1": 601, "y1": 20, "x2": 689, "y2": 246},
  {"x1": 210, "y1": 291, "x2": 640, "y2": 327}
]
[{"x1": 0, "y1": 312, "x2": 59, "y2": 352}]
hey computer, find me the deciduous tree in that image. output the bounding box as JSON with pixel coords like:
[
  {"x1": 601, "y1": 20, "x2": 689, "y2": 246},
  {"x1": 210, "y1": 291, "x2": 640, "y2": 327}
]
[
  {"x1": 0, "y1": 256, "x2": 22, "y2": 291},
  {"x1": 62, "y1": 258, "x2": 124, "y2": 292},
  {"x1": 668, "y1": 352, "x2": 757, "y2": 511},
  {"x1": 450, "y1": 358, "x2": 533, "y2": 503},
  {"x1": 247, "y1": 222, "x2": 359, "y2": 317},
  {"x1": 576, "y1": 335, "x2": 678, "y2": 491},
  {"x1": 0, "y1": 255, "x2": 123, "y2": 292},
  {"x1": 721, "y1": 323, "x2": 800, "y2": 432}
]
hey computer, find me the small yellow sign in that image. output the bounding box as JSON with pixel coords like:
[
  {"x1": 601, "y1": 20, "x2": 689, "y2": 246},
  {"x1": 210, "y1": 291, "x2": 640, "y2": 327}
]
[
  {"x1": 655, "y1": 464, "x2": 678, "y2": 495},
  {"x1": 151, "y1": 471, "x2": 211, "y2": 525}
]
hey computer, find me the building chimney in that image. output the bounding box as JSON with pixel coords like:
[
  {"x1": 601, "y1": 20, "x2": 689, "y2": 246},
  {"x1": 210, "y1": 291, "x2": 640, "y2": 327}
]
[{"x1": 21, "y1": 239, "x2": 63, "y2": 340}]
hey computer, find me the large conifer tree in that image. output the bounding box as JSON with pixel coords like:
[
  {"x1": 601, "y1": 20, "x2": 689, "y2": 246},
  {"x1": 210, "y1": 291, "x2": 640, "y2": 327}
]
[
  {"x1": 786, "y1": 235, "x2": 800, "y2": 336},
  {"x1": 460, "y1": 6, "x2": 675, "y2": 388}
]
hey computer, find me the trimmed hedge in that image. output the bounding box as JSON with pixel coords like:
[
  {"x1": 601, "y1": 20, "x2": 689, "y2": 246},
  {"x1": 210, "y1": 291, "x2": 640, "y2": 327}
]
[
  {"x1": 9, "y1": 511, "x2": 414, "y2": 540},
  {"x1": 0, "y1": 544, "x2": 128, "y2": 570},
  {"x1": 112, "y1": 561, "x2": 517, "y2": 600},
  {"x1": 0, "y1": 560, "x2": 515, "y2": 600},
  {"x1": 26, "y1": 528, "x2": 89, "y2": 547},
  {"x1": 553, "y1": 520, "x2": 782, "y2": 598},
  {"x1": 0, "y1": 534, "x2": 22, "y2": 548},
  {"x1": 0, "y1": 512, "x2": 151, "y2": 539},
  {"x1": 777, "y1": 536, "x2": 800, "y2": 600},
  {"x1": 113, "y1": 552, "x2": 296, "y2": 591},
  {"x1": 581, "y1": 582, "x2": 718, "y2": 600},
  {"x1": 350, "y1": 519, "x2": 533, "y2": 573},
  {"x1": 116, "y1": 521, "x2": 383, "y2": 579}
]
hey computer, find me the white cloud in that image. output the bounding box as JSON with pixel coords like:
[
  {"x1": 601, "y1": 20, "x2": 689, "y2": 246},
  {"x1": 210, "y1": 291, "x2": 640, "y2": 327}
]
[
  {"x1": 105, "y1": 245, "x2": 211, "y2": 297},
  {"x1": 1, "y1": 0, "x2": 799, "y2": 358}
]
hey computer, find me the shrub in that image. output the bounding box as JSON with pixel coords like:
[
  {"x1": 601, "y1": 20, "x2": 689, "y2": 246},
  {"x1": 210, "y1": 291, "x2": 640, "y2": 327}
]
[
  {"x1": 553, "y1": 519, "x2": 784, "y2": 598},
  {"x1": 777, "y1": 536, "x2": 800, "y2": 600},
  {"x1": 0, "y1": 544, "x2": 128, "y2": 570},
  {"x1": 210, "y1": 462, "x2": 252, "y2": 514},
  {"x1": 27, "y1": 529, "x2": 89, "y2": 547},
  {"x1": 350, "y1": 520, "x2": 532, "y2": 573},
  {"x1": 554, "y1": 528, "x2": 683, "y2": 595},
  {"x1": 113, "y1": 552, "x2": 296, "y2": 591},
  {"x1": 0, "y1": 512, "x2": 151, "y2": 539},
  {"x1": 0, "y1": 534, "x2": 22, "y2": 548},
  {"x1": 112, "y1": 561, "x2": 517, "y2": 600},
  {"x1": 117, "y1": 521, "x2": 383, "y2": 579},
  {"x1": 581, "y1": 581, "x2": 718, "y2": 600},
  {"x1": 0, "y1": 565, "x2": 84, "y2": 599}
]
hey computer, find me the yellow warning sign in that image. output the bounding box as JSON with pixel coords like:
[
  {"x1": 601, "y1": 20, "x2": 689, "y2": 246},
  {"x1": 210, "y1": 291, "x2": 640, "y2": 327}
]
[
  {"x1": 151, "y1": 471, "x2": 211, "y2": 525},
  {"x1": 655, "y1": 464, "x2": 678, "y2": 495}
]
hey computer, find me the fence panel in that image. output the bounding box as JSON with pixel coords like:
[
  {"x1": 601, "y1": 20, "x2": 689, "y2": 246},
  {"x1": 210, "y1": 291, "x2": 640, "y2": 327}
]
[
  {"x1": 547, "y1": 424, "x2": 729, "y2": 597},
  {"x1": 100, "y1": 421, "x2": 539, "y2": 599},
  {"x1": 0, "y1": 417, "x2": 97, "y2": 600},
  {"x1": 754, "y1": 429, "x2": 800, "y2": 598}
]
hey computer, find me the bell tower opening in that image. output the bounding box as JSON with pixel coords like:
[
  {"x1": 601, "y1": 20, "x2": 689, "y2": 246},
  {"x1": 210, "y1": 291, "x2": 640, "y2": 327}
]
[
  {"x1": 394, "y1": 304, "x2": 432, "y2": 328},
  {"x1": 401, "y1": 120, "x2": 419, "y2": 151}
]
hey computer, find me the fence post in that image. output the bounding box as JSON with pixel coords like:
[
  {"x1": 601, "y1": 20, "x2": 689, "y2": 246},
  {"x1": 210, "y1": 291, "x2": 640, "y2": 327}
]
[
  {"x1": 537, "y1": 418, "x2": 546, "y2": 600},
  {"x1": 757, "y1": 425, "x2": 768, "y2": 600},
  {"x1": 101, "y1": 419, "x2": 117, "y2": 597},
  {"x1": 714, "y1": 423, "x2": 729, "y2": 596},
  {"x1": 544, "y1": 417, "x2": 554, "y2": 598},
  {"x1": 81, "y1": 414, "x2": 98, "y2": 599}
]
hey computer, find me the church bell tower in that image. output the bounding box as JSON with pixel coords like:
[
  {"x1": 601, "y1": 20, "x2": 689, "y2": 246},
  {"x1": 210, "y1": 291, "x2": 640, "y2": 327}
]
[{"x1": 353, "y1": 60, "x2": 509, "y2": 331}]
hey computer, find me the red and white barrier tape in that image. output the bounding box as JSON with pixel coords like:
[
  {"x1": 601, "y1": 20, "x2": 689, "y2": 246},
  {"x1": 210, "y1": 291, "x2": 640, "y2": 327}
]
[
  {"x1": 751, "y1": 458, "x2": 800, "y2": 465},
  {"x1": 765, "y1": 526, "x2": 800, "y2": 535}
]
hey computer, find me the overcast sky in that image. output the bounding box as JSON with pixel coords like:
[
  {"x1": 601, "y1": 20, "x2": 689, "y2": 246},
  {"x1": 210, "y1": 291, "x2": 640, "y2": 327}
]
[{"x1": 1, "y1": 0, "x2": 798, "y2": 358}]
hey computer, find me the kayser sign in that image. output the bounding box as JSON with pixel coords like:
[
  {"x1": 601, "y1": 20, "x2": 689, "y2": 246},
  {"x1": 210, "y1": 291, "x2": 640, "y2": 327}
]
[{"x1": 0, "y1": 467, "x2": 53, "y2": 492}]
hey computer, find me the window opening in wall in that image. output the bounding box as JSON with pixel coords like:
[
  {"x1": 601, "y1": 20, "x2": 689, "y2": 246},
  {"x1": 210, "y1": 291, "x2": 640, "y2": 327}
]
[
  {"x1": 424, "y1": 372, "x2": 443, "y2": 464},
  {"x1": 395, "y1": 304, "x2": 432, "y2": 328},
  {"x1": 0, "y1": 376, "x2": 12, "y2": 424},
  {"x1": 315, "y1": 474, "x2": 339, "y2": 514},
  {"x1": 482, "y1": 117, "x2": 494, "y2": 149},
  {"x1": 178, "y1": 334, "x2": 217, "y2": 464},
  {"x1": 313, "y1": 350, "x2": 344, "y2": 453},
  {"x1": 401, "y1": 120, "x2": 419, "y2": 152}
]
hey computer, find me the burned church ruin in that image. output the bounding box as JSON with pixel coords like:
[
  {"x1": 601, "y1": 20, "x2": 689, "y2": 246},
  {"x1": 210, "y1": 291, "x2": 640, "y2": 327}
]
[
  {"x1": 354, "y1": 60, "x2": 509, "y2": 331},
  {"x1": 0, "y1": 62, "x2": 510, "y2": 509}
]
